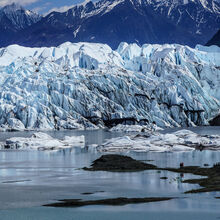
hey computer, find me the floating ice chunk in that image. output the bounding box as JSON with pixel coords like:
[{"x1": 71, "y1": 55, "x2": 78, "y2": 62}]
[
  {"x1": 173, "y1": 129, "x2": 197, "y2": 137},
  {"x1": 172, "y1": 144, "x2": 194, "y2": 151},
  {"x1": 110, "y1": 124, "x2": 150, "y2": 132},
  {"x1": 0, "y1": 133, "x2": 85, "y2": 151},
  {"x1": 110, "y1": 124, "x2": 164, "y2": 132},
  {"x1": 97, "y1": 129, "x2": 220, "y2": 153}
]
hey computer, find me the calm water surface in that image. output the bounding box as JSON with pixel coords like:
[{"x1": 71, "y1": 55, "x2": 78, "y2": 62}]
[{"x1": 0, "y1": 127, "x2": 220, "y2": 219}]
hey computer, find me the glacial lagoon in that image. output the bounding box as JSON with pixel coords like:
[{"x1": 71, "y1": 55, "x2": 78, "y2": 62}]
[{"x1": 0, "y1": 127, "x2": 220, "y2": 219}]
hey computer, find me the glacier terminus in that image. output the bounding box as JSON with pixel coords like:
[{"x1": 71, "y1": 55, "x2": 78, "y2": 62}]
[{"x1": 0, "y1": 42, "x2": 219, "y2": 131}]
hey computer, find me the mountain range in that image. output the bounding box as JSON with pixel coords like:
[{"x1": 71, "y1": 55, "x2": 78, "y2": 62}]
[
  {"x1": 0, "y1": 3, "x2": 41, "y2": 46},
  {"x1": 206, "y1": 29, "x2": 220, "y2": 46},
  {"x1": 0, "y1": 0, "x2": 220, "y2": 49}
]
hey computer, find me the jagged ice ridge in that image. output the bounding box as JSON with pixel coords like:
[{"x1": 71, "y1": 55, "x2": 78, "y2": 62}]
[{"x1": 0, "y1": 42, "x2": 219, "y2": 131}]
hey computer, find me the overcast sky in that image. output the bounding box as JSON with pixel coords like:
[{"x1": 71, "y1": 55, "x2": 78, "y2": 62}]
[{"x1": 0, "y1": 0, "x2": 86, "y2": 15}]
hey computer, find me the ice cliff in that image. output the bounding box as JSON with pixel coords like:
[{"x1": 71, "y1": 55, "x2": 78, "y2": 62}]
[{"x1": 0, "y1": 42, "x2": 219, "y2": 131}]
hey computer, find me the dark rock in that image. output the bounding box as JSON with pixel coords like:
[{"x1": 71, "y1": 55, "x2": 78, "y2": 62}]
[
  {"x1": 206, "y1": 29, "x2": 220, "y2": 47},
  {"x1": 209, "y1": 115, "x2": 220, "y2": 126},
  {"x1": 81, "y1": 191, "x2": 105, "y2": 195},
  {"x1": 81, "y1": 192, "x2": 94, "y2": 195},
  {"x1": 83, "y1": 154, "x2": 157, "y2": 172},
  {"x1": 166, "y1": 164, "x2": 220, "y2": 193},
  {"x1": 43, "y1": 197, "x2": 175, "y2": 207},
  {"x1": 160, "y1": 177, "x2": 168, "y2": 180},
  {"x1": 84, "y1": 154, "x2": 220, "y2": 194}
]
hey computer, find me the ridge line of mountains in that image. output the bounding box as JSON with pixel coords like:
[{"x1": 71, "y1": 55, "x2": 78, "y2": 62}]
[{"x1": 0, "y1": 0, "x2": 219, "y2": 49}]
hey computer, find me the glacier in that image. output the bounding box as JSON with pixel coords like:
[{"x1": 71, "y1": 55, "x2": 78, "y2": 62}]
[{"x1": 0, "y1": 42, "x2": 219, "y2": 131}]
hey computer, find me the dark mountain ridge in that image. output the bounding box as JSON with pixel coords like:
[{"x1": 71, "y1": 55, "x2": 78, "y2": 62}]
[
  {"x1": 206, "y1": 29, "x2": 220, "y2": 46},
  {"x1": 0, "y1": 0, "x2": 219, "y2": 49}
]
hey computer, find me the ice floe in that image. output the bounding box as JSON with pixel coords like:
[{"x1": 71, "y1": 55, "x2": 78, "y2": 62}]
[
  {"x1": 97, "y1": 130, "x2": 220, "y2": 152},
  {"x1": 110, "y1": 124, "x2": 163, "y2": 132},
  {"x1": 0, "y1": 132, "x2": 85, "y2": 150}
]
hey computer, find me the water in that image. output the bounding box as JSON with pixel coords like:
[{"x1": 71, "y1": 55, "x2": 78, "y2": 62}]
[
  {"x1": 0, "y1": 129, "x2": 124, "y2": 145},
  {"x1": 0, "y1": 127, "x2": 220, "y2": 219}
]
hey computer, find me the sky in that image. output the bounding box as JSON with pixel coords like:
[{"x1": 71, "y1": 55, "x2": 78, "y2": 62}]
[
  {"x1": 0, "y1": 0, "x2": 86, "y2": 15},
  {"x1": 2, "y1": 0, "x2": 219, "y2": 15}
]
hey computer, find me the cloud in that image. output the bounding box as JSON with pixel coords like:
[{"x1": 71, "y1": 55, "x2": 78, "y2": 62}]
[
  {"x1": 32, "y1": 2, "x2": 51, "y2": 13},
  {"x1": 44, "y1": 4, "x2": 76, "y2": 15},
  {"x1": 44, "y1": 0, "x2": 88, "y2": 15},
  {"x1": 32, "y1": 6, "x2": 45, "y2": 13},
  {"x1": 0, "y1": 0, "x2": 40, "y2": 7}
]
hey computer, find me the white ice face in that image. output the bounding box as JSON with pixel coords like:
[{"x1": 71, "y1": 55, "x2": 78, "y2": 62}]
[{"x1": 0, "y1": 42, "x2": 219, "y2": 131}]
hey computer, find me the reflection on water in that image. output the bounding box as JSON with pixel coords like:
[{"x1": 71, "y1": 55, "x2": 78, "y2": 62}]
[
  {"x1": 0, "y1": 127, "x2": 220, "y2": 219},
  {"x1": 0, "y1": 129, "x2": 124, "y2": 145},
  {"x1": 0, "y1": 205, "x2": 220, "y2": 220},
  {"x1": 160, "y1": 126, "x2": 220, "y2": 136},
  {"x1": 130, "y1": 150, "x2": 220, "y2": 168},
  {"x1": 0, "y1": 126, "x2": 219, "y2": 143},
  {"x1": 1, "y1": 203, "x2": 220, "y2": 220}
]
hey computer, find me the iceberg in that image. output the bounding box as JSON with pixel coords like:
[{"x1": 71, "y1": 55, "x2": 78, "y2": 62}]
[
  {"x1": 0, "y1": 42, "x2": 219, "y2": 130},
  {"x1": 0, "y1": 132, "x2": 85, "y2": 150},
  {"x1": 97, "y1": 130, "x2": 220, "y2": 152},
  {"x1": 110, "y1": 124, "x2": 163, "y2": 132}
]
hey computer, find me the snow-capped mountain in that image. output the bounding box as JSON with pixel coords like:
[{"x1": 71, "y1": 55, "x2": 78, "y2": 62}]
[
  {"x1": 0, "y1": 3, "x2": 41, "y2": 46},
  {"x1": 207, "y1": 29, "x2": 220, "y2": 46},
  {"x1": 145, "y1": 0, "x2": 220, "y2": 35},
  {"x1": 0, "y1": 0, "x2": 219, "y2": 48},
  {"x1": 0, "y1": 0, "x2": 220, "y2": 48},
  {"x1": 0, "y1": 3, "x2": 41, "y2": 30},
  {"x1": 0, "y1": 41, "x2": 219, "y2": 131}
]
